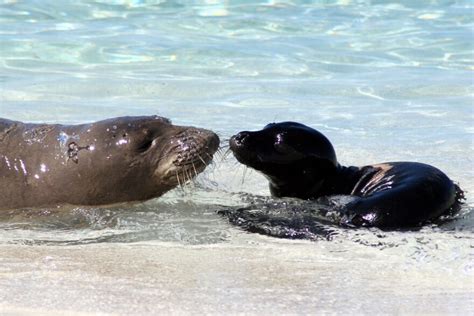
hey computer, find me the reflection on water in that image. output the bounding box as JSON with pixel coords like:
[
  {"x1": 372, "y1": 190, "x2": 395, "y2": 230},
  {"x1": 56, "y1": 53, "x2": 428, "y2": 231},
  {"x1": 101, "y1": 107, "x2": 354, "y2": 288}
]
[
  {"x1": 1, "y1": 179, "x2": 472, "y2": 256},
  {"x1": 0, "y1": 193, "x2": 232, "y2": 246}
]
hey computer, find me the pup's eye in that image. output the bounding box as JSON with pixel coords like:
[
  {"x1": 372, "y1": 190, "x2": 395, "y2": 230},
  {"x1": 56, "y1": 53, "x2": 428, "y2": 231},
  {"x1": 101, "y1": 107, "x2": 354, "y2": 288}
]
[
  {"x1": 274, "y1": 133, "x2": 292, "y2": 153},
  {"x1": 274, "y1": 133, "x2": 304, "y2": 159},
  {"x1": 276, "y1": 132, "x2": 284, "y2": 142}
]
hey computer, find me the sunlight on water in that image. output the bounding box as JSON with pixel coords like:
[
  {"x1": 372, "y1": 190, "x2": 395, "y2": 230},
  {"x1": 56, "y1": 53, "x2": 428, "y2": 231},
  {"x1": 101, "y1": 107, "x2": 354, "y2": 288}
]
[{"x1": 0, "y1": 0, "x2": 473, "y2": 314}]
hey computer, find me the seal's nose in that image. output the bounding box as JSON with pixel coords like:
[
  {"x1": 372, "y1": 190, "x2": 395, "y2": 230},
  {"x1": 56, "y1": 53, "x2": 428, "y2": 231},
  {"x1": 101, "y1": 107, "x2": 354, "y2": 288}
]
[
  {"x1": 206, "y1": 130, "x2": 220, "y2": 152},
  {"x1": 232, "y1": 132, "x2": 250, "y2": 145}
]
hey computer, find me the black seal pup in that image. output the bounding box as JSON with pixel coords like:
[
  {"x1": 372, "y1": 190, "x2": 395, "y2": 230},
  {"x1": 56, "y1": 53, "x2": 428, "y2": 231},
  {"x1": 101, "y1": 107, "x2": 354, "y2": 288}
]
[
  {"x1": 0, "y1": 116, "x2": 219, "y2": 210},
  {"x1": 229, "y1": 122, "x2": 463, "y2": 228}
]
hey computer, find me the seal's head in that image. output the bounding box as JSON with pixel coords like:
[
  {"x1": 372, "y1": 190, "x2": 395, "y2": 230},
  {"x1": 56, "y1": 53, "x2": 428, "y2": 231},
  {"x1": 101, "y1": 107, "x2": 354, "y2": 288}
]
[
  {"x1": 54, "y1": 116, "x2": 220, "y2": 205},
  {"x1": 229, "y1": 122, "x2": 337, "y2": 199}
]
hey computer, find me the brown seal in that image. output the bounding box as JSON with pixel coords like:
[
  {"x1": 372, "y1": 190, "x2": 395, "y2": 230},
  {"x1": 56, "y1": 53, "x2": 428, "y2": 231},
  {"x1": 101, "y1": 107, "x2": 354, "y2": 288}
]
[{"x1": 0, "y1": 116, "x2": 219, "y2": 210}]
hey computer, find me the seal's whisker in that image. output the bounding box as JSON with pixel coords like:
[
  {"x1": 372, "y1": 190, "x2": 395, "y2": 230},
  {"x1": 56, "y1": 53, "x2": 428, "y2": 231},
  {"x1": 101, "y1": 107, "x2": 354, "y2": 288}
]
[
  {"x1": 212, "y1": 150, "x2": 222, "y2": 163},
  {"x1": 182, "y1": 169, "x2": 188, "y2": 184},
  {"x1": 215, "y1": 148, "x2": 226, "y2": 161},
  {"x1": 181, "y1": 170, "x2": 188, "y2": 187},
  {"x1": 192, "y1": 162, "x2": 198, "y2": 179},
  {"x1": 197, "y1": 154, "x2": 207, "y2": 166},
  {"x1": 186, "y1": 168, "x2": 193, "y2": 184},
  {"x1": 202, "y1": 153, "x2": 218, "y2": 171},
  {"x1": 241, "y1": 166, "x2": 249, "y2": 186},
  {"x1": 204, "y1": 152, "x2": 218, "y2": 168},
  {"x1": 182, "y1": 171, "x2": 188, "y2": 188},
  {"x1": 181, "y1": 172, "x2": 186, "y2": 189},
  {"x1": 182, "y1": 168, "x2": 190, "y2": 184},
  {"x1": 175, "y1": 170, "x2": 182, "y2": 189},
  {"x1": 222, "y1": 148, "x2": 233, "y2": 161},
  {"x1": 215, "y1": 150, "x2": 222, "y2": 160},
  {"x1": 224, "y1": 159, "x2": 242, "y2": 184}
]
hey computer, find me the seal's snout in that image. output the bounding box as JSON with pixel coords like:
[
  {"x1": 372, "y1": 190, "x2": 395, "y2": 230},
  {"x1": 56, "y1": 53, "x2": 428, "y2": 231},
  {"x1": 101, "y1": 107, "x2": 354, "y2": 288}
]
[
  {"x1": 207, "y1": 130, "x2": 220, "y2": 153},
  {"x1": 170, "y1": 128, "x2": 219, "y2": 169},
  {"x1": 233, "y1": 132, "x2": 250, "y2": 146},
  {"x1": 230, "y1": 132, "x2": 252, "y2": 153}
]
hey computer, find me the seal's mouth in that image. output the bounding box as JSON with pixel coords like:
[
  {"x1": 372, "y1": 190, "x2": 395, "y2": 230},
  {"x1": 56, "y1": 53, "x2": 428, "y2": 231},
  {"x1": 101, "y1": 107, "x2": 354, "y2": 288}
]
[{"x1": 158, "y1": 129, "x2": 220, "y2": 184}]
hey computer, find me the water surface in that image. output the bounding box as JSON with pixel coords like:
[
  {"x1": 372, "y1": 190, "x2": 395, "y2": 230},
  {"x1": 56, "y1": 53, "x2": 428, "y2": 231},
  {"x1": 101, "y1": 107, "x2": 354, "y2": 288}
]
[{"x1": 0, "y1": 0, "x2": 473, "y2": 314}]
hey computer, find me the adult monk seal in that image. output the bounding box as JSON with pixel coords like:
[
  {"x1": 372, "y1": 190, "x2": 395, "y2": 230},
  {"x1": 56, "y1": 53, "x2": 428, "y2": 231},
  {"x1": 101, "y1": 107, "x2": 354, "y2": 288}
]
[
  {"x1": 229, "y1": 122, "x2": 464, "y2": 228},
  {"x1": 0, "y1": 116, "x2": 219, "y2": 210}
]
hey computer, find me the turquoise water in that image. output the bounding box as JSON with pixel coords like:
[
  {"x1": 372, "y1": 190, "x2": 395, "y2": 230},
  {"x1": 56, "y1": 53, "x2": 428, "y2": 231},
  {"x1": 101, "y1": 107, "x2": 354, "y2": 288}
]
[{"x1": 1, "y1": 0, "x2": 473, "y2": 314}]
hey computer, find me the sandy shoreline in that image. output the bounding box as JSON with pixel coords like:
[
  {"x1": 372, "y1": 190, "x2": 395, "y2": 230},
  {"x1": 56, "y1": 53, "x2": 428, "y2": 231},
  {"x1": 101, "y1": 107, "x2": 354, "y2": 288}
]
[{"x1": 1, "y1": 238, "x2": 472, "y2": 315}]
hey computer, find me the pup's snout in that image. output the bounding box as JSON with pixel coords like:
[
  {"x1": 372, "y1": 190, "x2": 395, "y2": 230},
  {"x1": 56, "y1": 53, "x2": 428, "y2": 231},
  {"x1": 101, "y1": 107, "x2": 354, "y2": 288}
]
[{"x1": 230, "y1": 131, "x2": 250, "y2": 147}]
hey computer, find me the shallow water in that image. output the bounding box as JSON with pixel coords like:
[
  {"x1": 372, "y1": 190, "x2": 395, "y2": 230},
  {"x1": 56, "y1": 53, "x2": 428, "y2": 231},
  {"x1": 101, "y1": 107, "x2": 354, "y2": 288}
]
[{"x1": 1, "y1": 0, "x2": 473, "y2": 314}]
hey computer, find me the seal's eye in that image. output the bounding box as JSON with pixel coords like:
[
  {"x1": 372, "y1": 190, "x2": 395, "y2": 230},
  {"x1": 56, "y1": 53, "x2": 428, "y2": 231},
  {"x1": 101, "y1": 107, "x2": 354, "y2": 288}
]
[
  {"x1": 274, "y1": 133, "x2": 292, "y2": 154},
  {"x1": 273, "y1": 132, "x2": 305, "y2": 161},
  {"x1": 135, "y1": 130, "x2": 155, "y2": 152},
  {"x1": 136, "y1": 138, "x2": 154, "y2": 152}
]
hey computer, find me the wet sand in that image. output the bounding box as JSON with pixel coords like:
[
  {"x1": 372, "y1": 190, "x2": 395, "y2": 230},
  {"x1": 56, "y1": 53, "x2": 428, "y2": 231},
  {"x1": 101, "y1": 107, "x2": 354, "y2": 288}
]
[{"x1": 1, "y1": 237, "x2": 472, "y2": 315}]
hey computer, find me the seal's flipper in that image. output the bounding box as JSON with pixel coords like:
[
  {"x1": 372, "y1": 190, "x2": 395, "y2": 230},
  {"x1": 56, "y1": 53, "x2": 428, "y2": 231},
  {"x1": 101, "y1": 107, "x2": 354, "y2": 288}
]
[{"x1": 217, "y1": 199, "x2": 344, "y2": 241}]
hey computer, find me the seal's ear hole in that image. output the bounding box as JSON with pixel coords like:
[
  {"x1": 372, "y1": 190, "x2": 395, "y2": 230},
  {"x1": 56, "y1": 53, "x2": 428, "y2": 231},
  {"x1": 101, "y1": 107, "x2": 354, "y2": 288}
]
[{"x1": 122, "y1": 133, "x2": 127, "y2": 138}]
